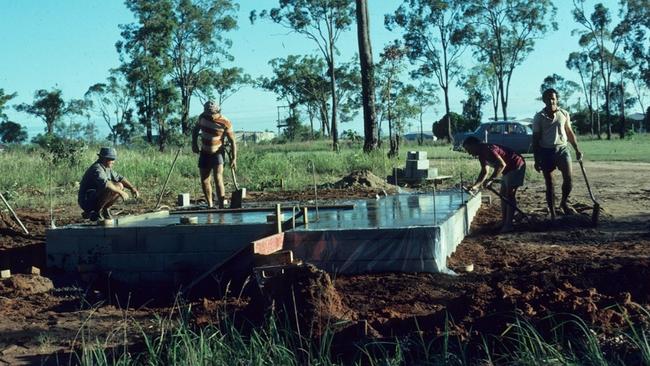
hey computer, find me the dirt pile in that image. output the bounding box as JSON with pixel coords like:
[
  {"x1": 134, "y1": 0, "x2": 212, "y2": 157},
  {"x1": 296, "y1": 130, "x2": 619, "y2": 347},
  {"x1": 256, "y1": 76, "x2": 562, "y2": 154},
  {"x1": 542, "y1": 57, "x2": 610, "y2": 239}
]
[
  {"x1": 331, "y1": 170, "x2": 392, "y2": 190},
  {"x1": 0, "y1": 274, "x2": 53, "y2": 297},
  {"x1": 256, "y1": 264, "x2": 355, "y2": 337}
]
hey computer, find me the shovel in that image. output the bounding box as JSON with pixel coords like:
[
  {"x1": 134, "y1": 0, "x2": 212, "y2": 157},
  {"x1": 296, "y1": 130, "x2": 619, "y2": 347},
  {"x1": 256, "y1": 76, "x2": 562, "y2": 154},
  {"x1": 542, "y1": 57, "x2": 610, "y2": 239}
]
[
  {"x1": 225, "y1": 144, "x2": 245, "y2": 209},
  {"x1": 578, "y1": 160, "x2": 601, "y2": 226},
  {"x1": 463, "y1": 185, "x2": 530, "y2": 221}
]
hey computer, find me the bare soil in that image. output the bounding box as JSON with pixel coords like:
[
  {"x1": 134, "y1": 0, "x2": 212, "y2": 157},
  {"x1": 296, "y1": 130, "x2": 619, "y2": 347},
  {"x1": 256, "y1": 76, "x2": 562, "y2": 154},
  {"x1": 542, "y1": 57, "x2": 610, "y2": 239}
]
[{"x1": 0, "y1": 162, "x2": 649, "y2": 364}]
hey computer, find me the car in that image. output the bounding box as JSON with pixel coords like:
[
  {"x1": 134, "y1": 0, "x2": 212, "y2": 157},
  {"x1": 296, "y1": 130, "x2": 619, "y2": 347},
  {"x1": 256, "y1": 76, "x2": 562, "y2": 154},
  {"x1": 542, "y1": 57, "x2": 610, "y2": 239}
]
[
  {"x1": 403, "y1": 132, "x2": 437, "y2": 142},
  {"x1": 452, "y1": 121, "x2": 533, "y2": 154}
]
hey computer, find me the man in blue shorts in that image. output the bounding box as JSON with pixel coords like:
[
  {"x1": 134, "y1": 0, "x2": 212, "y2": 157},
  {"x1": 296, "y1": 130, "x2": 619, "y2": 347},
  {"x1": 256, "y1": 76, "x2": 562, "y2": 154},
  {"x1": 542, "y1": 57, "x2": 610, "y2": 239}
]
[{"x1": 532, "y1": 88, "x2": 583, "y2": 221}]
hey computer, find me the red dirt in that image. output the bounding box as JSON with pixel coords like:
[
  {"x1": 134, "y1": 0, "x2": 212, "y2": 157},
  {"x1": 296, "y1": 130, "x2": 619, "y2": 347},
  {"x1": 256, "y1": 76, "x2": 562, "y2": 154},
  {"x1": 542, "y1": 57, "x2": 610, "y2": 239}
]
[{"x1": 0, "y1": 161, "x2": 649, "y2": 364}]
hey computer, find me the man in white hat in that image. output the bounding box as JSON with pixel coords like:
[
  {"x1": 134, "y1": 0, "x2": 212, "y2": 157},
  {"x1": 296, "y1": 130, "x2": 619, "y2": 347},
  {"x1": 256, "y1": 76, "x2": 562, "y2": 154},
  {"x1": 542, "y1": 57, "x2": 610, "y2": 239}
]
[
  {"x1": 78, "y1": 147, "x2": 140, "y2": 220},
  {"x1": 192, "y1": 101, "x2": 237, "y2": 208}
]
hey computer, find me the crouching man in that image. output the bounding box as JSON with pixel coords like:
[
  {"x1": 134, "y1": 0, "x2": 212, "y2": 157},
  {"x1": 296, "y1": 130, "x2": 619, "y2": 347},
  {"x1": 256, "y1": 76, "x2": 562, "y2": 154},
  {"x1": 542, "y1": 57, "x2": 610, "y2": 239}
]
[
  {"x1": 463, "y1": 136, "x2": 526, "y2": 233},
  {"x1": 78, "y1": 147, "x2": 140, "y2": 221}
]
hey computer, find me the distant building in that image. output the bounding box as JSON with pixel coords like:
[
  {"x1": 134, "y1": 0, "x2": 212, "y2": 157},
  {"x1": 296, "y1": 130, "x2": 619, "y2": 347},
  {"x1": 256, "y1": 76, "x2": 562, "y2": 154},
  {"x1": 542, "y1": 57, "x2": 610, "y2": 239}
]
[{"x1": 234, "y1": 131, "x2": 275, "y2": 144}]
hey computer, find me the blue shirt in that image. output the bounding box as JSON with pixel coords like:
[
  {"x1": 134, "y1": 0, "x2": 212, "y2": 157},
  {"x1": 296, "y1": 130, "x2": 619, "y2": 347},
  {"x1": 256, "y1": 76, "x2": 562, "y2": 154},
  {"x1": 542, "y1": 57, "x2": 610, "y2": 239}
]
[{"x1": 77, "y1": 161, "x2": 123, "y2": 205}]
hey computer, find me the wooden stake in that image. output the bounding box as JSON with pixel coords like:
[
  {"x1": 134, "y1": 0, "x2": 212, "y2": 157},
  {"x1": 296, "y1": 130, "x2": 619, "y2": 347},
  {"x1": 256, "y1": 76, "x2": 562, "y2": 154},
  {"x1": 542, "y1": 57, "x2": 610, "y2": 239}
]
[{"x1": 0, "y1": 192, "x2": 28, "y2": 234}]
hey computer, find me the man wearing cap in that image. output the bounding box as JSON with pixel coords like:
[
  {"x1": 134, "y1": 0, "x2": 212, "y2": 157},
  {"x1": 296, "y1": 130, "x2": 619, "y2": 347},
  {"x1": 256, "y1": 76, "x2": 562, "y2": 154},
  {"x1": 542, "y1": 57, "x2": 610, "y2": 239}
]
[
  {"x1": 78, "y1": 147, "x2": 140, "y2": 220},
  {"x1": 192, "y1": 101, "x2": 237, "y2": 209}
]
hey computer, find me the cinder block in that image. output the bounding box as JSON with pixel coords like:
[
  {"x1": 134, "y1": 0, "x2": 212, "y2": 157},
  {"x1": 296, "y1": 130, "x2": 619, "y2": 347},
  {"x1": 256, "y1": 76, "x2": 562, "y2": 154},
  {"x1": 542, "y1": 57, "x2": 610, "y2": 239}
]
[
  {"x1": 31, "y1": 266, "x2": 41, "y2": 276},
  {"x1": 407, "y1": 151, "x2": 427, "y2": 160},
  {"x1": 1, "y1": 269, "x2": 10, "y2": 279},
  {"x1": 177, "y1": 193, "x2": 191, "y2": 207}
]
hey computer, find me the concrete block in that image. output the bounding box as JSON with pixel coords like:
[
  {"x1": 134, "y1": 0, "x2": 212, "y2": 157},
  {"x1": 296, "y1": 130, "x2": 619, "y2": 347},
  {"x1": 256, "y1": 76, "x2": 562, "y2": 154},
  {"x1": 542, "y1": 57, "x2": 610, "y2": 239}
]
[
  {"x1": 252, "y1": 232, "x2": 285, "y2": 255},
  {"x1": 177, "y1": 193, "x2": 191, "y2": 207},
  {"x1": 407, "y1": 151, "x2": 427, "y2": 160},
  {"x1": 1, "y1": 269, "x2": 10, "y2": 279},
  {"x1": 31, "y1": 266, "x2": 41, "y2": 276},
  {"x1": 98, "y1": 254, "x2": 165, "y2": 272}
]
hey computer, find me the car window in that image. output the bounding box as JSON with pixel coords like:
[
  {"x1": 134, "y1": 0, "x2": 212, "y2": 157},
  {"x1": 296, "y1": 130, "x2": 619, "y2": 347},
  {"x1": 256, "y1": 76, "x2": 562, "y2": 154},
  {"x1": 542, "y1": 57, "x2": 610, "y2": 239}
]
[
  {"x1": 507, "y1": 123, "x2": 526, "y2": 134},
  {"x1": 487, "y1": 124, "x2": 505, "y2": 134}
]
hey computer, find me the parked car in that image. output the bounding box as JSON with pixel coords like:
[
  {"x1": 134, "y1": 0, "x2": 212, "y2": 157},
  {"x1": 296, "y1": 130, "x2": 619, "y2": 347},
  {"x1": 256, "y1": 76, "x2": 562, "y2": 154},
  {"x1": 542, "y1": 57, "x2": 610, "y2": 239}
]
[
  {"x1": 452, "y1": 121, "x2": 533, "y2": 154},
  {"x1": 403, "y1": 132, "x2": 437, "y2": 142}
]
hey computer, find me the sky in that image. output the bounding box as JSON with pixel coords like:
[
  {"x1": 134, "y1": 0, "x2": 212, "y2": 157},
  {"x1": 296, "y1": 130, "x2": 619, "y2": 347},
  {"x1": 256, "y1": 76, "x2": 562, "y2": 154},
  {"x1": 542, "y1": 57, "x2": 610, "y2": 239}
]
[{"x1": 0, "y1": 0, "x2": 626, "y2": 139}]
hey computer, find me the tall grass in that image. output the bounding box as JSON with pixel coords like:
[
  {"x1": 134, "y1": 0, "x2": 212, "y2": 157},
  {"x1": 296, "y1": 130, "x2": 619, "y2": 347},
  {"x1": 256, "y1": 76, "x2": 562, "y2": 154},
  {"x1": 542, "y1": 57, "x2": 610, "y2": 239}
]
[
  {"x1": 1, "y1": 134, "x2": 649, "y2": 209},
  {"x1": 71, "y1": 303, "x2": 650, "y2": 366}
]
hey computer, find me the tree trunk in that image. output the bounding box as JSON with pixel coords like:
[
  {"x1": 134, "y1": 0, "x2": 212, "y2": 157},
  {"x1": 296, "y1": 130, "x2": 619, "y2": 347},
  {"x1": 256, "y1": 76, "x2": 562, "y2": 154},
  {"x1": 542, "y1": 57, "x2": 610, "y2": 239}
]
[
  {"x1": 328, "y1": 50, "x2": 339, "y2": 151},
  {"x1": 619, "y1": 81, "x2": 625, "y2": 139},
  {"x1": 355, "y1": 0, "x2": 378, "y2": 153},
  {"x1": 319, "y1": 101, "x2": 330, "y2": 136},
  {"x1": 443, "y1": 87, "x2": 452, "y2": 142},
  {"x1": 180, "y1": 88, "x2": 191, "y2": 135}
]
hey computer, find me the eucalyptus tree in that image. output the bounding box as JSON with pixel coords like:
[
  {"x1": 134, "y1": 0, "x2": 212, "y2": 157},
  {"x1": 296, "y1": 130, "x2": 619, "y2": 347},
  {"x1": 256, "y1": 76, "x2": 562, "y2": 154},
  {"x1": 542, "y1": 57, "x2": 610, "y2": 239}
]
[
  {"x1": 202, "y1": 67, "x2": 252, "y2": 107},
  {"x1": 457, "y1": 72, "x2": 486, "y2": 127},
  {"x1": 15, "y1": 89, "x2": 87, "y2": 135},
  {"x1": 85, "y1": 71, "x2": 135, "y2": 145},
  {"x1": 251, "y1": 0, "x2": 356, "y2": 151},
  {"x1": 376, "y1": 43, "x2": 407, "y2": 157},
  {"x1": 170, "y1": 0, "x2": 238, "y2": 135},
  {"x1": 117, "y1": 0, "x2": 177, "y2": 150},
  {"x1": 0, "y1": 121, "x2": 27, "y2": 144},
  {"x1": 386, "y1": 0, "x2": 470, "y2": 142},
  {"x1": 539, "y1": 74, "x2": 580, "y2": 109},
  {"x1": 355, "y1": 0, "x2": 378, "y2": 152},
  {"x1": 410, "y1": 81, "x2": 438, "y2": 145},
  {"x1": 573, "y1": 0, "x2": 627, "y2": 139},
  {"x1": 465, "y1": 0, "x2": 557, "y2": 121},
  {"x1": 0, "y1": 89, "x2": 17, "y2": 121},
  {"x1": 619, "y1": 0, "x2": 649, "y2": 126},
  {"x1": 567, "y1": 51, "x2": 600, "y2": 136}
]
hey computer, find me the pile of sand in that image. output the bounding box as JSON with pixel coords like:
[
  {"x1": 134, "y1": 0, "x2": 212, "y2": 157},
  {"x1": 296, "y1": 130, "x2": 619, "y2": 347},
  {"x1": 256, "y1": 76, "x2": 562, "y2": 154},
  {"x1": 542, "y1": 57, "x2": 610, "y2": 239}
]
[{"x1": 331, "y1": 170, "x2": 391, "y2": 190}]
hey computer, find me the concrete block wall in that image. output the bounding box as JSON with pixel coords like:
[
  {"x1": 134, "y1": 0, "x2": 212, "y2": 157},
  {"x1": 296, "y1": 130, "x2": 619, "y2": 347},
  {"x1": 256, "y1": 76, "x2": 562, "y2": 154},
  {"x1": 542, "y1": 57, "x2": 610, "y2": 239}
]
[{"x1": 47, "y1": 223, "x2": 273, "y2": 288}]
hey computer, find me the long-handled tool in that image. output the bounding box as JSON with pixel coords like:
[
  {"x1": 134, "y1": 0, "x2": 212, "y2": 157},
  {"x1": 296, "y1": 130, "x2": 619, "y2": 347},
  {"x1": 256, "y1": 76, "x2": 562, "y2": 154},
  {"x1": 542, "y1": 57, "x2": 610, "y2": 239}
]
[
  {"x1": 154, "y1": 147, "x2": 182, "y2": 210},
  {"x1": 463, "y1": 185, "x2": 530, "y2": 221},
  {"x1": 225, "y1": 144, "x2": 245, "y2": 209},
  {"x1": 0, "y1": 191, "x2": 29, "y2": 234},
  {"x1": 578, "y1": 160, "x2": 601, "y2": 226}
]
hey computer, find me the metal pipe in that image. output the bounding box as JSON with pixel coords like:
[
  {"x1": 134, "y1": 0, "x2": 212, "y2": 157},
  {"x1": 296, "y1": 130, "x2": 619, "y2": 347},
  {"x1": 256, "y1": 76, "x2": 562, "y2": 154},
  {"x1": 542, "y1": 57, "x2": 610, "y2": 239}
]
[
  {"x1": 307, "y1": 160, "x2": 319, "y2": 220},
  {"x1": 0, "y1": 192, "x2": 28, "y2": 234},
  {"x1": 155, "y1": 147, "x2": 182, "y2": 210},
  {"x1": 432, "y1": 182, "x2": 437, "y2": 226}
]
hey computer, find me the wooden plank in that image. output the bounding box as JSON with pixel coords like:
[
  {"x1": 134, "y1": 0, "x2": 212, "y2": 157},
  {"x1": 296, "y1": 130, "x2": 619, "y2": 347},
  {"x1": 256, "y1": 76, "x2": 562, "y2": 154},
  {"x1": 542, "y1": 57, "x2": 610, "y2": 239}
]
[
  {"x1": 115, "y1": 210, "x2": 170, "y2": 225},
  {"x1": 254, "y1": 250, "x2": 293, "y2": 267},
  {"x1": 171, "y1": 204, "x2": 354, "y2": 215}
]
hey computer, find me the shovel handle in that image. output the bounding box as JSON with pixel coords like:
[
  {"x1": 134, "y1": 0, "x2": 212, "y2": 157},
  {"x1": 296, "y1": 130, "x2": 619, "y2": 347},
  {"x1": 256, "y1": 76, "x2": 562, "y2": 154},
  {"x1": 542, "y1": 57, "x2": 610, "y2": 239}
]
[
  {"x1": 485, "y1": 186, "x2": 529, "y2": 220},
  {"x1": 578, "y1": 160, "x2": 598, "y2": 203}
]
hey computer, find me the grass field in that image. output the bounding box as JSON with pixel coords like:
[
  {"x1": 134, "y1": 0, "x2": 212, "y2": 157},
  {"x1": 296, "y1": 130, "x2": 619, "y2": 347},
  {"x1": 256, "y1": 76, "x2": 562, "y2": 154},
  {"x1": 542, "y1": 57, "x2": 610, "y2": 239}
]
[{"x1": 1, "y1": 133, "x2": 648, "y2": 209}]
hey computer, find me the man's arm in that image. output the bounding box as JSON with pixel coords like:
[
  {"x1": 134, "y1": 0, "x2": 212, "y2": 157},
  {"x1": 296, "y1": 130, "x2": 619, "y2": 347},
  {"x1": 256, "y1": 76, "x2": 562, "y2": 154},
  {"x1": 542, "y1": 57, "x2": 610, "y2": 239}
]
[
  {"x1": 564, "y1": 116, "x2": 582, "y2": 161},
  {"x1": 469, "y1": 164, "x2": 490, "y2": 191},
  {"x1": 120, "y1": 178, "x2": 140, "y2": 199},
  {"x1": 226, "y1": 129, "x2": 237, "y2": 170},
  {"x1": 191, "y1": 121, "x2": 201, "y2": 154}
]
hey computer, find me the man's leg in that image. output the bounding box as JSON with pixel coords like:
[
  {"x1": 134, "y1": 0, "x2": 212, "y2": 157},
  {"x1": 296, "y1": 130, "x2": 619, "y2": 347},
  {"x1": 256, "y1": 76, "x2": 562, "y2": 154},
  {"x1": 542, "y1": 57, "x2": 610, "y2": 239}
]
[
  {"x1": 200, "y1": 168, "x2": 214, "y2": 208},
  {"x1": 556, "y1": 151, "x2": 574, "y2": 214},
  {"x1": 213, "y1": 164, "x2": 225, "y2": 208},
  {"x1": 95, "y1": 184, "x2": 122, "y2": 219},
  {"x1": 501, "y1": 184, "x2": 518, "y2": 232},
  {"x1": 542, "y1": 170, "x2": 556, "y2": 221}
]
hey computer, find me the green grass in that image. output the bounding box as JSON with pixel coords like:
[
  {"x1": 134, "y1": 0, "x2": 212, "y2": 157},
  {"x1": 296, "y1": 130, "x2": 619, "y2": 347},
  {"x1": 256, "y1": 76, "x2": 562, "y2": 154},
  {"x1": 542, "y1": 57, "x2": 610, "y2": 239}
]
[{"x1": 1, "y1": 134, "x2": 649, "y2": 209}]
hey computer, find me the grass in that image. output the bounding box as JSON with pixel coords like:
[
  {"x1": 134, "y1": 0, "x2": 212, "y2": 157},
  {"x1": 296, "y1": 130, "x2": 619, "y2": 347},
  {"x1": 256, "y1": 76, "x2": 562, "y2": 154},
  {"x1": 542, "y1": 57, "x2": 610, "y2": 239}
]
[
  {"x1": 1, "y1": 133, "x2": 649, "y2": 209},
  {"x1": 69, "y1": 302, "x2": 650, "y2": 366}
]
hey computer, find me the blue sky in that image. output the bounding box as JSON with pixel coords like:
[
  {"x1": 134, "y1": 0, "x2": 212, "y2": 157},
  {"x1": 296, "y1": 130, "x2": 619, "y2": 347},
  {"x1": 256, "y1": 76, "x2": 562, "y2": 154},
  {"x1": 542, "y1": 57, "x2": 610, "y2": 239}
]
[{"x1": 0, "y1": 0, "x2": 623, "y2": 139}]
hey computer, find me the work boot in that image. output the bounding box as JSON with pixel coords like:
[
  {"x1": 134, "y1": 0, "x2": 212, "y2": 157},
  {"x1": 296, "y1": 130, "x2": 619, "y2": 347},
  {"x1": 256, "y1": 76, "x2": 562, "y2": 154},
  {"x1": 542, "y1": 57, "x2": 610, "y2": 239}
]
[
  {"x1": 217, "y1": 196, "x2": 226, "y2": 209},
  {"x1": 101, "y1": 208, "x2": 113, "y2": 219},
  {"x1": 82, "y1": 211, "x2": 100, "y2": 221}
]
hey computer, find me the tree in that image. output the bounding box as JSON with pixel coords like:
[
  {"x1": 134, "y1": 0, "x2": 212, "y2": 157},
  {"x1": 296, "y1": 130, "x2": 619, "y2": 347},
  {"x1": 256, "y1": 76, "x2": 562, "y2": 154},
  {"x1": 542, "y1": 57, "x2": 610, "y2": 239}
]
[
  {"x1": 203, "y1": 67, "x2": 252, "y2": 107},
  {"x1": 387, "y1": 0, "x2": 471, "y2": 142},
  {"x1": 539, "y1": 74, "x2": 580, "y2": 109},
  {"x1": 466, "y1": 0, "x2": 558, "y2": 120},
  {"x1": 15, "y1": 89, "x2": 87, "y2": 135},
  {"x1": 335, "y1": 60, "x2": 362, "y2": 125},
  {"x1": 0, "y1": 121, "x2": 28, "y2": 143},
  {"x1": 252, "y1": 0, "x2": 355, "y2": 151},
  {"x1": 458, "y1": 72, "x2": 487, "y2": 126},
  {"x1": 117, "y1": 0, "x2": 178, "y2": 151},
  {"x1": 567, "y1": 51, "x2": 599, "y2": 136},
  {"x1": 85, "y1": 71, "x2": 135, "y2": 145},
  {"x1": 0, "y1": 89, "x2": 17, "y2": 121},
  {"x1": 619, "y1": 0, "x2": 649, "y2": 127},
  {"x1": 169, "y1": 0, "x2": 238, "y2": 135},
  {"x1": 410, "y1": 81, "x2": 439, "y2": 145},
  {"x1": 376, "y1": 43, "x2": 407, "y2": 157},
  {"x1": 432, "y1": 111, "x2": 476, "y2": 140},
  {"x1": 573, "y1": 0, "x2": 626, "y2": 139},
  {"x1": 355, "y1": 0, "x2": 378, "y2": 152}
]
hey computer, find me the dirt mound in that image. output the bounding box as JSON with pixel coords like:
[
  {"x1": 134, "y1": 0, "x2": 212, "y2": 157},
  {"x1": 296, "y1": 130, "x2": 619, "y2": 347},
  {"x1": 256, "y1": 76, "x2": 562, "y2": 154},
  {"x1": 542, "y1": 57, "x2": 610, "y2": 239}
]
[
  {"x1": 0, "y1": 274, "x2": 53, "y2": 297},
  {"x1": 331, "y1": 170, "x2": 392, "y2": 190},
  {"x1": 257, "y1": 264, "x2": 355, "y2": 337}
]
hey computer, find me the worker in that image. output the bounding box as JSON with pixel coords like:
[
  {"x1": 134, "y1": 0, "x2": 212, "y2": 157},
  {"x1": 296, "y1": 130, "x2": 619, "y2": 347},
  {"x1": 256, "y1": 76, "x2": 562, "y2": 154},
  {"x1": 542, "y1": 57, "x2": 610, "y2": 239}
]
[
  {"x1": 78, "y1": 147, "x2": 140, "y2": 221},
  {"x1": 533, "y1": 88, "x2": 583, "y2": 221},
  {"x1": 192, "y1": 101, "x2": 237, "y2": 209},
  {"x1": 463, "y1": 136, "x2": 526, "y2": 233}
]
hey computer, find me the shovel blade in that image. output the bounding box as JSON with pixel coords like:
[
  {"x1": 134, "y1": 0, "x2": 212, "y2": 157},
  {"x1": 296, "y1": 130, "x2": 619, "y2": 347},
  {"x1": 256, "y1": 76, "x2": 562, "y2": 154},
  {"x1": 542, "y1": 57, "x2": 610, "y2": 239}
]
[{"x1": 230, "y1": 188, "x2": 246, "y2": 209}]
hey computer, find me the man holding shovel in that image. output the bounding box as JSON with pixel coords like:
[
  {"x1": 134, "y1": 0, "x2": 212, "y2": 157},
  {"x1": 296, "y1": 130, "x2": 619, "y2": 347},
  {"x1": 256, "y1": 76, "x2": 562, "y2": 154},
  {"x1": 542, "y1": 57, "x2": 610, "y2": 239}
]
[
  {"x1": 463, "y1": 136, "x2": 526, "y2": 233},
  {"x1": 192, "y1": 101, "x2": 237, "y2": 209},
  {"x1": 533, "y1": 88, "x2": 583, "y2": 221}
]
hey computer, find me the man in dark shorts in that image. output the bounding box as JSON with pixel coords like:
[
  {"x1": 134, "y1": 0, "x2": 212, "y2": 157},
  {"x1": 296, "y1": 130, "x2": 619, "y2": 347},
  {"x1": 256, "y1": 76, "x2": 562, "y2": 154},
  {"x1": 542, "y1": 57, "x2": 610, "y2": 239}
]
[
  {"x1": 533, "y1": 88, "x2": 583, "y2": 221},
  {"x1": 78, "y1": 147, "x2": 140, "y2": 221},
  {"x1": 463, "y1": 136, "x2": 526, "y2": 233},
  {"x1": 192, "y1": 101, "x2": 237, "y2": 208}
]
